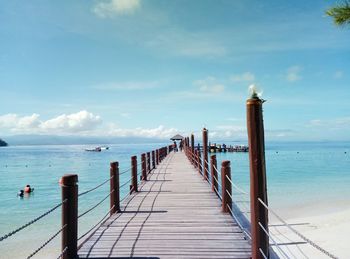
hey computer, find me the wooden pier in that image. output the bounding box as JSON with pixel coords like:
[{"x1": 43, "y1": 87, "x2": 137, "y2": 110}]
[
  {"x1": 78, "y1": 151, "x2": 251, "y2": 258},
  {"x1": 2, "y1": 96, "x2": 340, "y2": 259}
]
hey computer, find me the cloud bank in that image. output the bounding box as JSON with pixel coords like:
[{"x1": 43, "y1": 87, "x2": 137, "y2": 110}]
[
  {"x1": 0, "y1": 111, "x2": 179, "y2": 139},
  {"x1": 0, "y1": 111, "x2": 102, "y2": 135}
]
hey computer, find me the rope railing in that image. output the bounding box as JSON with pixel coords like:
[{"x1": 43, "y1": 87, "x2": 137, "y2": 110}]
[
  {"x1": 226, "y1": 204, "x2": 251, "y2": 240},
  {"x1": 78, "y1": 190, "x2": 113, "y2": 219},
  {"x1": 258, "y1": 221, "x2": 290, "y2": 259},
  {"x1": 258, "y1": 198, "x2": 339, "y2": 259},
  {"x1": 1, "y1": 146, "x2": 172, "y2": 259},
  {"x1": 78, "y1": 176, "x2": 113, "y2": 197},
  {"x1": 225, "y1": 174, "x2": 249, "y2": 196},
  {"x1": 119, "y1": 167, "x2": 132, "y2": 175},
  {"x1": 259, "y1": 248, "x2": 268, "y2": 259},
  {"x1": 0, "y1": 200, "x2": 66, "y2": 242},
  {"x1": 56, "y1": 246, "x2": 68, "y2": 259},
  {"x1": 212, "y1": 164, "x2": 220, "y2": 175},
  {"x1": 213, "y1": 184, "x2": 222, "y2": 200},
  {"x1": 78, "y1": 205, "x2": 116, "y2": 241},
  {"x1": 26, "y1": 224, "x2": 67, "y2": 259},
  {"x1": 120, "y1": 178, "x2": 132, "y2": 189}
]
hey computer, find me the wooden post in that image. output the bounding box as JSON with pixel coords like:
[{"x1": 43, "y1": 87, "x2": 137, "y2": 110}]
[
  {"x1": 147, "y1": 152, "x2": 151, "y2": 173},
  {"x1": 61, "y1": 174, "x2": 78, "y2": 259},
  {"x1": 210, "y1": 155, "x2": 218, "y2": 193},
  {"x1": 197, "y1": 150, "x2": 202, "y2": 175},
  {"x1": 247, "y1": 97, "x2": 269, "y2": 259},
  {"x1": 221, "y1": 161, "x2": 232, "y2": 213},
  {"x1": 131, "y1": 156, "x2": 138, "y2": 193},
  {"x1": 141, "y1": 153, "x2": 147, "y2": 181},
  {"x1": 152, "y1": 150, "x2": 155, "y2": 169},
  {"x1": 202, "y1": 128, "x2": 209, "y2": 181},
  {"x1": 191, "y1": 134, "x2": 195, "y2": 163},
  {"x1": 110, "y1": 162, "x2": 120, "y2": 214},
  {"x1": 156, "y1": 149, "x2": 159, "y2": 165}
]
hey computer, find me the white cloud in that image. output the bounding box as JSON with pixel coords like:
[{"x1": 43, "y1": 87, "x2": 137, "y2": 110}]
[
  {"x1": 93, "y1": 81, "x2": 159, "y2": 91},
  {"x1": 230, "y1": 72, "x2": 255, "y2": 82},
  {"x1": 93, "y1": 0, "x2": 140, "y2": 18},
  {"x1": 193, "y1": 77, "x2": 225, "y2": 94},
  {"x1": 18, "y1": 114, "x2": 41, "y2": 129},
  {"x1": 0, "y1": 114, "x2": 20, "y2": 128},
  {"x1": 0, "y1": 111, "x2": 102, "y2": 134},
  {"x1": 286, "y1": 66, "x2": 302, "y2": 82},
  {"x1": 40, "y1": 111, "x2": 101, "y2": 133},
  {"x1": 334, "y1": 71, "x2": 343, "y2": 79},
  {"x1": 0, "y1": 112, "x2": 180, "y2": 139}
]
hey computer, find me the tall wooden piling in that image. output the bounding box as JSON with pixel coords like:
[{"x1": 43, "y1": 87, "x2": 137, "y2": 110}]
[
  {"x1": 131, "y1": 156, "x2": 138, "y2": 193},
  {"x1": 191, "y1": 134, "x2": 195, "y2": 163},
  {"x1": 147, "y1": 152, "x2": 151, "y2": 173},
  {"x1": 61, "y1": 174, "x2": 78, "y2": 259},
  {"x1": 247, "y1": 97, "x2": 269, "y2": 259},
  {"x1": 141, "y1": 153, "x2": 147, "y2": 181},
  {"x1": 221, "y1": 161, "x2": 232, "y2": 213},
  {"x1": 197, "y1": 150, "x2": 202, "y2": 175},
  {"x1": 156, "y1": 149, "x2": 159, "y2": 165},
  {"x1": 110, "y1": 162, "x2": 120, "y2": 214},
  {"x1": 202, "y1": 128, "x2": 209, "y2": 180},
  {"x1": 210, "y1": 155, "x2": 218, "y2": 193},
  {"x1": 152, "y1": 150, "x2": 155, "y2": 169}
]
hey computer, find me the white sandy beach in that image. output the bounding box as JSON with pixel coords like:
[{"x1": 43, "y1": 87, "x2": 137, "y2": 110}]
[{"x1": 270, "y1": 205, "x2": 350, "y2": 258}]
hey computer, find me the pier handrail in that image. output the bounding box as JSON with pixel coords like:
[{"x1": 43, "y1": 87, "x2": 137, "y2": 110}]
[
  {"x1": 185, "y1": 126, "x2": 340, "y2": 259},
  {"x1": 72, "y1": 145, "x2": 172, "y2": 259},
  {"x1": 78, "y1": 176, "x2": 113, "y2": 197},
  {"x1": 1, "y1": 145, "x2": 172, "y2": 259}
]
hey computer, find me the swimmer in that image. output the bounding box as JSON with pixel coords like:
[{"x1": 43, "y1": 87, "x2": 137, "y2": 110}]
[
  {"x1": 17, "y1": 190, "x2": 24, "y2": 197},
  {"x1": 24, "y1": 184, "x2": 34, "y2": 193}
]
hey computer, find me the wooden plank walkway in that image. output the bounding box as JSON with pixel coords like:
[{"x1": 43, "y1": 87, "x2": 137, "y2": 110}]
[{"x1": 78, "y1": 151, "x2": 251, "y2": 259}]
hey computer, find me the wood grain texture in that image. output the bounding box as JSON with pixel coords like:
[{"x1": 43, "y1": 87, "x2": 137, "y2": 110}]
[{"x1": 78, "y1": 152, "x2": 251, "y2": 259}]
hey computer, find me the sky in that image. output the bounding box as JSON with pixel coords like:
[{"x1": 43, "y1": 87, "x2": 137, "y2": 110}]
[{"x1": 0, "y1": 0, "x2": 349, "y2": 141}]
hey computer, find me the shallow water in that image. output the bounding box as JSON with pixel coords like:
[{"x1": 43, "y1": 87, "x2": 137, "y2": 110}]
[{"x1": 0, "y1": 142, "x2": 349, "y2": 258}]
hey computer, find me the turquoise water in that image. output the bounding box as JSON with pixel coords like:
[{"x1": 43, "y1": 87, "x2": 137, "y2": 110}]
[
  {"x1": 214, "y1": 141, "x2": 350, "y2": 216},
  {"x1": 0, "y1": 142, "x2": 349, "y2": 258},
  {"x1": 0, "y1": 143, "x2": 167, "y2": 259}
]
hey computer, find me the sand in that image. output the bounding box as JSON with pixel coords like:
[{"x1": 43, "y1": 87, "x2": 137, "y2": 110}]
[{"x1": 269, "y1": 206, "x2": 350, "y2": 258}]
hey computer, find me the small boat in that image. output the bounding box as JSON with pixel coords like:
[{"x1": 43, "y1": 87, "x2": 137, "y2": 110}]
[
  {"x1": 100, "y1": 146, "x2": 109, "y2": 150},
  {"x1": 85, "y1": 147, "x2": 102, "y2": 152}
]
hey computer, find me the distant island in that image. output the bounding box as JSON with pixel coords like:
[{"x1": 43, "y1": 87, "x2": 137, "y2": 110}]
[{"x1": 0, "y1": 139, "x2": 8, "y2": 146}]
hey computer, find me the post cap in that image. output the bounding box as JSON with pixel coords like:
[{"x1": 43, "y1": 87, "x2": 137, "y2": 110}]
[
  {"x1": 110, "y1": 161, "x2": 118, "y2": 168},
  {"x1": 60, "y1": 174, "x2": 78, "y2": 186},
  {"x1": 221, "y1": 160, "x2": 230, "y2": 167},
  {"x1": 210, "y1": 154, "x2": 216, "y2": 160}
]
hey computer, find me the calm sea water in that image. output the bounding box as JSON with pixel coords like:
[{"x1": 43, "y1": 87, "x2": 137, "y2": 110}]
[{"x1": 0, "y1": 142, "x2": 349, "y2": 258}]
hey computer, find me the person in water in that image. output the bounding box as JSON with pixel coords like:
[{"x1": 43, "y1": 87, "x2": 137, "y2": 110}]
[
  {"x1": 17, "y1": 190, "x2": 24, "y2": 197},
  {"x1": 24, "y1": 184, "x2": 34, "y2": 193}
]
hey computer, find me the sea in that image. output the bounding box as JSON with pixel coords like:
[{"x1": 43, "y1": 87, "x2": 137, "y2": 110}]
[{"x1": 0, "y1": 141, "x2": 349, "y2": 258}]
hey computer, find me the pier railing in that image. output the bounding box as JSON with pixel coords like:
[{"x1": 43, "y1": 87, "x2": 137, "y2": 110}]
[
  {"x1": 0, "y1": 145, "x2": 173, "y2": 259},
  {"x1": 183, "y1": 97, "x2": 339, "y2": 259}
]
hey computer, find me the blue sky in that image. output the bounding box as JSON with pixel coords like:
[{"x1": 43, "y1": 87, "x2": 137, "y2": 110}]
[{"x1": 0, "y1": 0, "x2": 349, "y2": 141}]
